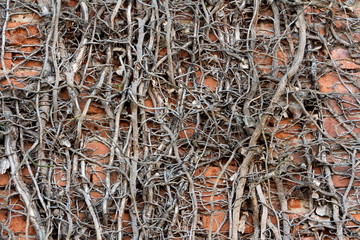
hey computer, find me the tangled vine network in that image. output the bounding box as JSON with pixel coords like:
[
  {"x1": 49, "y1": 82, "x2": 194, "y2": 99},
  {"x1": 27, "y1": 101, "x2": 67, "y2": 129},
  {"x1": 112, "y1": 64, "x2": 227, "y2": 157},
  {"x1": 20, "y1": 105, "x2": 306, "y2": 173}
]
[{"x1": 0, "y1": 0, "x2": 359, "y2": 239}]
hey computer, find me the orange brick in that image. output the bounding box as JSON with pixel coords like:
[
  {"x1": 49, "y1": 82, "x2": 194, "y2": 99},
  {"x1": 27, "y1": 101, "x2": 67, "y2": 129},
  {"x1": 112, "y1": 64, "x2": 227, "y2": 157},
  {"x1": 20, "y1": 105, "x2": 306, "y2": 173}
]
[
  {"x1": 0, "y1": 191, "x2": 24, "y2": 211},
  {"x1": 243, "y1": 216, "x2": 255, "y2": 234},
  {"x1": 351, "y1": 213, "x2": 360, "y2": 222},
  {"x1": 26, "y1": 25, "x2": 39, "y2": 36}
]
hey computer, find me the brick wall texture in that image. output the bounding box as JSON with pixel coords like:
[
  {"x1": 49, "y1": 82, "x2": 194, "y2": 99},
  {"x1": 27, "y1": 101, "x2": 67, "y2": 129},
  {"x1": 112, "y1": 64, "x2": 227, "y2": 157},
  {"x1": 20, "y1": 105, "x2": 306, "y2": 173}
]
[{"x1": 0, "y1": 0, "x2": 359, "y2": 239}]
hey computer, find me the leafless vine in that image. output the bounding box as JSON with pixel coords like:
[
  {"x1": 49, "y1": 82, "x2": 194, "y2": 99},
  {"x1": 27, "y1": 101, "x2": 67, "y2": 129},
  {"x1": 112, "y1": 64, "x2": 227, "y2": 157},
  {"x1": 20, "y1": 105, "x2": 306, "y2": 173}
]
[{"x1": 0, "y1": 0, "x2": 359, "y2": 239}]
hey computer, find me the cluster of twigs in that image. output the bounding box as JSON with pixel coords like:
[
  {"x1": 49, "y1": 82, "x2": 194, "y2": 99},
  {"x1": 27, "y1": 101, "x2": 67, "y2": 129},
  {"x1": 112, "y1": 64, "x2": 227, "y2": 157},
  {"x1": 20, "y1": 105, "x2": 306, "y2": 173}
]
[{"x1": 0, "y1": 0, "x2": 359, "y2": 239}]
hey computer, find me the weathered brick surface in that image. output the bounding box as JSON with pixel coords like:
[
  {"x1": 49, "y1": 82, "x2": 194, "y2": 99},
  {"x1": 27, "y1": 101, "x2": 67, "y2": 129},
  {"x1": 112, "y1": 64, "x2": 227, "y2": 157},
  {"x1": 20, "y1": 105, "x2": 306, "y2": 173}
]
[{"x1": 1, "y1": 0, "x2": 359, "y2": 239}]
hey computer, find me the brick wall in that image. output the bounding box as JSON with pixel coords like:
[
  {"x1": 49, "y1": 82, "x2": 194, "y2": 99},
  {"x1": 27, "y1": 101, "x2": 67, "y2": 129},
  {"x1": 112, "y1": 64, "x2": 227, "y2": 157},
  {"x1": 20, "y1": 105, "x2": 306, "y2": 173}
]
[{"x1": 0, "y1": 0, "x2": 359, "y2": 239}]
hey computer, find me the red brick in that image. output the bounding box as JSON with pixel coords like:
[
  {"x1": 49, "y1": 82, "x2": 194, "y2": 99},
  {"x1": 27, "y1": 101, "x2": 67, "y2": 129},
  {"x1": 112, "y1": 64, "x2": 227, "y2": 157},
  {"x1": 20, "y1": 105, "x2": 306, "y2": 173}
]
[
  {"x1": 208, "y1": 32, "x2": 218, "y2": 42},
  {"x1": 346, "y1": 213, "x2": 360, "y2": 234},
  {"x1": 19, "y1": 46, "x2": 37, "y2": 53},
  {"x1": 202, "y1": 211, "x2": 229, "y2": 232},
  {"x1": 254, "y1": 50, "x2": 287, "y2": 74},
  {"x1": 86, "y1": 142, "x2": 110, "y2": 164},
  {"x1": 9, "y1": 13, "x2": 40, "y2": 24},
  {"x1": 331, "y1": 48, "x2": 360, "y2": 69},
  {"x1": 0, "y1": 172, "x2": 10, "y2": 186},
  {"x1": 13, "y1": 60, "x2": 42, "y2": 69},
  {"x1": 21, "y1": 166, "x2": 33, "y2": 184},
  {"x1": 323, "y1": 117, "x2": 360, "y2": 138},
  {"x1": 313, "y1": 167, "x2": 322, "y2": 175},
  {"x1": 318, "y1": 72, "x2": 359, "y2": 94},
  {"x1": 90, "y1": 191, "x2": 104, "y2": 203},
  {"x1": 352, "y1": 32, "x2": 360, "y2": 42},
  {"x1": 256, "y1": 22, "x2": 274, "y2": 37},
  {"x1": 326, "y1": 151, "x2": 360, "y2": 163},
  {"x1": 53, "y1": 157, "x2": 67, "y2": 187},
  {"x1": 196, "y1": 70, "x2": 218, "y2": 91},
  {"x1": 259, "y1": 8, "x2": 273, "y2": 17},
  {"x1": 174, "y1": 13, "x2": 193, "y2": 26},
  {"x1": 178, "y1": 121, "x2": 195, "y2": 139},
  {"x1": 302, "y1": 237, "x2": 316, "y2": 240},
  {"x1": 144, "y1": 99, "x2": 155, "y2": 112},
  {"x1": 332, "y1": 174, "x2": 350, "y2": 188},
  {"x1": 288, "y1": 198, "x2": 302, "y2": 209},
  {"x1": 325, "y1": 97, "x2": 360, "y2": 116},
  {"x1": 13, "y1": 70, "x2": 40, "y2": 77},
  {"x1": 288, "y1": 200, "x2": 310, "y2": 219},
  {"x1": 0, "y1": 78, "x2": 25, "y2": 88},
  {"x1": 351, "y1": 213, "x2": 360, "y2": 221},
  {"x1": 1, "y1": 52, "x2": 12, "y2": 70},
  {"x1": 23, "y1": 38, "x2": 40, "y2": 45},
  {"x1": 243, "y1": 216, "x2": 255, "y2": 234},
  {"x1": 78, "y1": 98, "x2": 105, "y2": 115},
  {"x1": 7, "y1": 23, "x2": 39, "y2": 36},
  {"x1": 83, "y1": 122, "x2": 109, "y2": 138},
  {"x1": 67, "y1": 0, "x2": 78, "y2": 7},
  {"x1": 90, "y1": 166, "x2": 106, "y2": 186},
  {"x1": 120, "y1": 121, "x2": 130, "y2": 132},
  {"x1": 0, "y1": 191, "x2": 24, "y2": 211},
  {"x1": 86, "y1": 142, "x2": 110, "y2": 156},
  {"x1": 158, "y1": 48, "x2": 167, "y2": 58},
  {"x1": 273, "y1": 119, "x2": 302, "y2": 139},
  {"x1": 9, "y1": 216, "x2": 36, "y2": 234},
  {"x1": 199, "y1": 192, "x2": 227, "y2": 210},
  {"x1": 5, "y1": 28, "x2": 28, "y2": 45}
]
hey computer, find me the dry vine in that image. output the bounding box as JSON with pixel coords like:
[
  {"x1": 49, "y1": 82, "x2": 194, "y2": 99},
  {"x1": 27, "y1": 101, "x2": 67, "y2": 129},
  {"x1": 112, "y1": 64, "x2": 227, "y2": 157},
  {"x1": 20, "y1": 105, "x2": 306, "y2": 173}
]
[{"x1": 0, "y1": 0, "x2": 359, "y2": 239}]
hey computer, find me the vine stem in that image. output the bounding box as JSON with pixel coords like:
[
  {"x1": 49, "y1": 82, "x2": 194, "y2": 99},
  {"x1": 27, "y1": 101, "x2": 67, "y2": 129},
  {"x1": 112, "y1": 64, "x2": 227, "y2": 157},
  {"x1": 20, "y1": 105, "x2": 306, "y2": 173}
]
[{"x1": 231, "y1": 6, "x2": 307, "y2": 239}]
